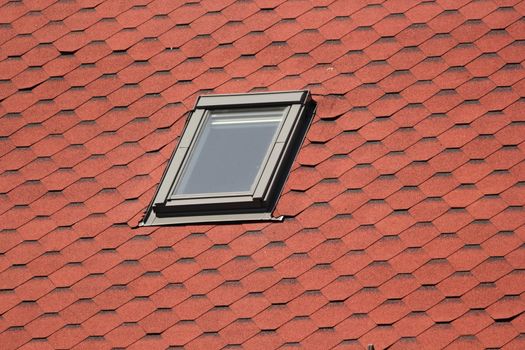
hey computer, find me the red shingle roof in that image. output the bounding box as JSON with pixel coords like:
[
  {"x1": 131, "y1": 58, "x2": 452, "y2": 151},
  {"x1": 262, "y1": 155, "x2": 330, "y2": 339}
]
[{"x1": 1, "y1": 0, "x2": 525, "y2": 349}]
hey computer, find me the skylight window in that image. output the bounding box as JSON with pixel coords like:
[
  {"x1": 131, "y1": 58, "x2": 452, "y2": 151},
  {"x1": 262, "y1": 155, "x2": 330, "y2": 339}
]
[
  {"x1": 174, "y1": 107, "x2": 286, "y2": 195},
  {"x1": 141, "y1": 90, "x2": 316, "y2": 226}
]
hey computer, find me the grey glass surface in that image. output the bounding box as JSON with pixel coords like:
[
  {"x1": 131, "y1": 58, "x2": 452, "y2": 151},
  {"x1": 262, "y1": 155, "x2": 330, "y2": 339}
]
[{"x1": 174, "y1": 107, "x2": 285, "y2": 195}]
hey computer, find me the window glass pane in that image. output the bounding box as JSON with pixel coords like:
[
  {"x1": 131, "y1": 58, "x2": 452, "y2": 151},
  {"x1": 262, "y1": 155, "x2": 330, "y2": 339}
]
[{"x1": 173, "y1": 107, "x2": 286, "y2": 195}]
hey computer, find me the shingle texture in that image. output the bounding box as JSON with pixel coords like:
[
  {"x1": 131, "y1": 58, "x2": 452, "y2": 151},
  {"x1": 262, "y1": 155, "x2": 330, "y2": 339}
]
[{"x1": 1, "y1": 0, "x2": 525, "y2": 349}]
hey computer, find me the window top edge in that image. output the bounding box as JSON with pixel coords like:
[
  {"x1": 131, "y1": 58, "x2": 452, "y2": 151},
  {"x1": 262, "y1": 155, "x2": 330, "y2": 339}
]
[{"x1": 195, "y1": 90, "x2": 309, "y2": 108}]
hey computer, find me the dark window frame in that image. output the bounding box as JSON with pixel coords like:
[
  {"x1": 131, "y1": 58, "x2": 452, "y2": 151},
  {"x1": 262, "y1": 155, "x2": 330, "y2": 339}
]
[{"x1": 141, "y1": 90, "x2": 316, "y2": 226}]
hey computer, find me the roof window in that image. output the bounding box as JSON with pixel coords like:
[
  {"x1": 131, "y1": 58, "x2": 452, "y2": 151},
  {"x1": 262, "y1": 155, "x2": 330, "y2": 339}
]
[{"x1": 142, "y1": 90, "x2": 316, "y2": 225}]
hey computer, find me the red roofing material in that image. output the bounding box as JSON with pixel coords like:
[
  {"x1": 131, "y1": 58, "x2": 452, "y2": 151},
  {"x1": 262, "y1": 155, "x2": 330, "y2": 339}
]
[{"x1": 1, "y1": 0, "x2": 525, "y2": 349}]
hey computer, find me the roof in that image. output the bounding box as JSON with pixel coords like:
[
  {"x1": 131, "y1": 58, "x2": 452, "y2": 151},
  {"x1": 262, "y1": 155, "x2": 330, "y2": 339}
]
[{"x1": 1, "y1": 0, "x2": 525, "y2": 349}]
